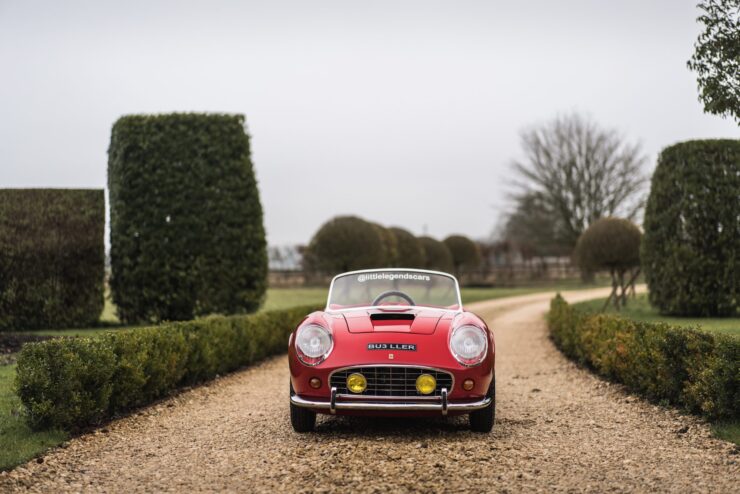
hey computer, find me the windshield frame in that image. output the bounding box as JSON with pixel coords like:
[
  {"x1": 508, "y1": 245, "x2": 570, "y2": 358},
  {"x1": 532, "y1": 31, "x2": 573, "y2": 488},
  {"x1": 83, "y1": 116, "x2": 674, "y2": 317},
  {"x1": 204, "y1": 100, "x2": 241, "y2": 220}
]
[{"x1": 325, "y1": 268, "x2": 463, "y2": 312}]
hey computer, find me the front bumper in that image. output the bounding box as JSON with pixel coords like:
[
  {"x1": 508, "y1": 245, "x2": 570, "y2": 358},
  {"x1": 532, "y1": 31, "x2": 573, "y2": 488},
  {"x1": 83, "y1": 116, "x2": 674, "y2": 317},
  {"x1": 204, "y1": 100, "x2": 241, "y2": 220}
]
[{"x1": 291, "y1": 386, "x2": 491, "y2": 415}]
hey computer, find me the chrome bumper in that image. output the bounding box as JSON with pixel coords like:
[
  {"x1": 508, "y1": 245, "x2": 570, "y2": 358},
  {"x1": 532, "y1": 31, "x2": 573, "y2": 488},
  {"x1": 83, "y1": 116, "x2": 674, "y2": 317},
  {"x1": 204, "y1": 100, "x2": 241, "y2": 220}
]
[{"x1": 291, "y1": 387, "x2": 491, "y2": 415}]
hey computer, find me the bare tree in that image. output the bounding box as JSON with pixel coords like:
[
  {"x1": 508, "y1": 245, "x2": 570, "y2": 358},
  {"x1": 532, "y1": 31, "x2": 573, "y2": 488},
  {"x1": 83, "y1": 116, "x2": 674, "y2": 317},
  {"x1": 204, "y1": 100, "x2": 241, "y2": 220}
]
[
  {"x1": 507, "y1": 113, "x2": 648, "y2": 252},
  {"x1": 502, "y1": 192, "x2": 571, "y2": 258}
]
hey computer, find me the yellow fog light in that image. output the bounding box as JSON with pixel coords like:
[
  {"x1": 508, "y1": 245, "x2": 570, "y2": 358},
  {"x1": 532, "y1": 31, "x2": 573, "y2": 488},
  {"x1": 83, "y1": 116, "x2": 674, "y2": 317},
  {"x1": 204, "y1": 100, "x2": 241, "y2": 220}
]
[
  {"x1": 416, "y1": 374, "x2": 436, "y2": 395},
  {"x1": 347, "y1": 373, "x2": 367, "y2": 393}
]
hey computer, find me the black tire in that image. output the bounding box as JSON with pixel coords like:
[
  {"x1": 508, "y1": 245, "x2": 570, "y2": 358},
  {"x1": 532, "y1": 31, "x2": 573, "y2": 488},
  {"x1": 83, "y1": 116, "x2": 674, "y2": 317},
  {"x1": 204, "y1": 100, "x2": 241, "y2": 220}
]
[
  {"x1": 290, "y1": 383, "x2": 316, "y2": 432},
  {"x1": 469, "y1": 378, "x2": 495, "y2": 433}
]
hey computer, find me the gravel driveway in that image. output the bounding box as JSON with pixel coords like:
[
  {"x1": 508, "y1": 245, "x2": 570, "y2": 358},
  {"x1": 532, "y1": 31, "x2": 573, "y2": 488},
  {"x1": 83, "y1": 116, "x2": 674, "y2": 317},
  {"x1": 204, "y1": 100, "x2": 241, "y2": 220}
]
[{"x1": 1, "y1": 288, "x2": 738, "y2": 493}]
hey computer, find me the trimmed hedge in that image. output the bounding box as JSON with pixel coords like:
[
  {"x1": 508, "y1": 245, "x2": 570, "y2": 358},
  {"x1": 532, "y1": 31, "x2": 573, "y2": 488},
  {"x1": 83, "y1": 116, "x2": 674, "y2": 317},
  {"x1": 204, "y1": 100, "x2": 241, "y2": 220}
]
[
  {"x1": 549, "y1": 295, "x2": 738, "y2": 420},
  {"x1": 108, "y1": 113, "x2": 267, "y2": 323},
  {"x1": 443, "y1": 235, "x2": 482, "y2": 274},
  {"x1": 0, "y1": 189, "x2": 105, "y2": 330},
  {"x1": 641, "y1": 140, "x2": 739, "y2": 317},
  {"x1": 373, "y1": 223, "x2": 399, "y2": 266},
  {"x1": 15, "y1": 305, "x2": 320, "y2": 430},
  {"x1": 389, "y1": 227, "x2": 425, "y2": 268},
  {"x1": 418, "y1": 236, "x2": 454, "y2": 273}
]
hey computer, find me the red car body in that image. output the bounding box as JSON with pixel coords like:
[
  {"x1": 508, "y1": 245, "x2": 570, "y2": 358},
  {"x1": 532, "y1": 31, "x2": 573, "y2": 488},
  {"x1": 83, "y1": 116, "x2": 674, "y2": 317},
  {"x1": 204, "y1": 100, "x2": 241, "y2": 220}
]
[{"x1": 288, "y1": 269, "x2": 495, "y2": 432}]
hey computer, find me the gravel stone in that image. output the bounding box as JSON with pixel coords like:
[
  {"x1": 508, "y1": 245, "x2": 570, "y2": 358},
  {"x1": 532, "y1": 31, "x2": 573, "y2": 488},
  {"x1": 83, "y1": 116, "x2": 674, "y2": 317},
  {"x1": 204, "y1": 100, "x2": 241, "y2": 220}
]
[{"x1": 1, "y1": 288, "x2": 738, "y2": 492}]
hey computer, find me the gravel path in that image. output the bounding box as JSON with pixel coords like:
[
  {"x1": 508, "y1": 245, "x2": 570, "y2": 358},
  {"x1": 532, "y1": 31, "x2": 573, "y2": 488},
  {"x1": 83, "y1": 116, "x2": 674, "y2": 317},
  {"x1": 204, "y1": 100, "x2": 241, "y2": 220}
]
[{"x1": 1, "y1": 288, "x2": 738, "y2": 493}]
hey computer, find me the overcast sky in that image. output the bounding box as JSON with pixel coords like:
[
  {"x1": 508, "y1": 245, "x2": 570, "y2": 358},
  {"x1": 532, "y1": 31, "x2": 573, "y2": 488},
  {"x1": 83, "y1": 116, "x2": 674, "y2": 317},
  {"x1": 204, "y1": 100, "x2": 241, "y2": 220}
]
[{"x1": 1, "y1": 0, "x2": 737, "y2": 246}]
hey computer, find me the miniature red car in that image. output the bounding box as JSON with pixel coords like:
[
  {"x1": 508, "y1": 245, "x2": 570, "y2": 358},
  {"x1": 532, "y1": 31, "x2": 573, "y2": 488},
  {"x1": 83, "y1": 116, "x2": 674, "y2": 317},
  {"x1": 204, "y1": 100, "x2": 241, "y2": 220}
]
[{"x1": 289, "y1": 268, "x2": 495, "y2": 432}]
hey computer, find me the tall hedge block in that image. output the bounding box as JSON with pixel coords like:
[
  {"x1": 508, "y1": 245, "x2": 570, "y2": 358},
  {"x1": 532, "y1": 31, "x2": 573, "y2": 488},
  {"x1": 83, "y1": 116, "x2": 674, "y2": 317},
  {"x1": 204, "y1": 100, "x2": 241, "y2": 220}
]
[
  {"x1": 0, "y1": 189, "x2": 105, "y2": 330},
  {"x1": 108, "y1": 113, "x2": 267, "y2": 323},
  {"x1": 641, "y1": 140, "x2": 739, "y2": 317}
]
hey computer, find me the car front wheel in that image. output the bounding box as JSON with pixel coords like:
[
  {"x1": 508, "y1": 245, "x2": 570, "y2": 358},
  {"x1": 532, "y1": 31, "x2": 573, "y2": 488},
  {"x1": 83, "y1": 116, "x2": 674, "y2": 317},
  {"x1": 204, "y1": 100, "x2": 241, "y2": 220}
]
[
  {"x1": 290, "y1": 383, "x2": 316, "y2": 432},
  {"x1": 469, "y1": 378, "x2": 495, "y2": 433}
]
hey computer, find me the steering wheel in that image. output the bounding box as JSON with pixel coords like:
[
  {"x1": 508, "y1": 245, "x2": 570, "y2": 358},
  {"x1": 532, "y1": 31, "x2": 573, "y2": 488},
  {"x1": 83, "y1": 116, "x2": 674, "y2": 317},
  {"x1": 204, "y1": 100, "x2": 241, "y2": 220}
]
[{"x1": 372, "y1": 290, "x2": 416, "y2": 306}]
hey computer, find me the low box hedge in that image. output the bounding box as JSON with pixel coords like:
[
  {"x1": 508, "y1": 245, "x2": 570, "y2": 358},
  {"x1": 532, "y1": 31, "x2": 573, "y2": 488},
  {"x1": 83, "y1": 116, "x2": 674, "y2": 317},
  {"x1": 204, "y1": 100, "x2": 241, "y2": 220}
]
[
  {"x1": 15, "y1": 305, "x2": 320, "y2": 430},
  {"x1": 548, "y1": 295, "x2": 738, "y2": 420}
]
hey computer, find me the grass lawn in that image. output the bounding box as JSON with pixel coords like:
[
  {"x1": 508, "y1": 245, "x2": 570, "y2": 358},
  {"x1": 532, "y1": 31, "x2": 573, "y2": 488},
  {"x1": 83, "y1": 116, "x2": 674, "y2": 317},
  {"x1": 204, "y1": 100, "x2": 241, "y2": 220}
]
[
  {"x1": 20, "y1": 284, "x2": 604, "y2": 338},
  {"x1": 100, "y1": 292, "x2": 118, "y2": 322},
  {"x1": 29, "y1": 287, "x2": 327, "y2": 336},
  {"x1": 262, "y1": 287, "x2": 328, "y2": 311},
  {"x1": 461, "y1": 279, "x2": 609, "y2": 304},
  {"x1": 262, "y1": 279, "x2": 611, "y2": 310},
  {"x1": 20, "y1": 327, "x2": 123, "y2": 338},
  {"x1": 573, "y1": 294, "x2": 740, "y2": 336},
  {"x1": 712, "y1": 422, "x2": 740, "y2": 447},
  {"x1": 573, "y1": 293, "x2": 739, "y2": 445},
  {"x1": 88, "y1": 280, "x2": 612, "y2": 326},
  {"x1": 0, "y1": 363, "x2": 67, "y2": 471}
]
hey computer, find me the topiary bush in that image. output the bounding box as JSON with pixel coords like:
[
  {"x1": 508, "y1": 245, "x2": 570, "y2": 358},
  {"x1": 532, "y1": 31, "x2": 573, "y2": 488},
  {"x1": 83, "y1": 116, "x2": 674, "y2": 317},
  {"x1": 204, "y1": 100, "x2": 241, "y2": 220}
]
[
  {"x1": 15, "y1": 304, "x2": 320, "y2": 430},
  {"x1": 574, "y1": 217, "x2": 642, "y2": 309},
  {"x1": 0, "y1": 189, "x2": 105, "y2": 330},
  {"x1": 548, "y1": 295, "x2": 738, "y2": 420},
  {"x1": 418, "y1": 236, "x2": 454, "y2": 273},
  {"x1": 443, "y1": 235, "x2": 482, "y2": 275},
  {"x1": 304, "y1": 216, "x2": 387, "y2": 273},
  {"x1": 642, "y1": 140, "x2": 739, "y2": 317},
  {"x1": 373, "y1": 223, "x2": 399, "y2": 266},
  {"x1": 575, "y1": 217, "x2": 641, "y2": 272},
  {"x1": 389, "y1": 227, "x2": 425, "y2": 268},
  {"x1": 108, "y1": 113, "x2": 267, "y2": 323}
]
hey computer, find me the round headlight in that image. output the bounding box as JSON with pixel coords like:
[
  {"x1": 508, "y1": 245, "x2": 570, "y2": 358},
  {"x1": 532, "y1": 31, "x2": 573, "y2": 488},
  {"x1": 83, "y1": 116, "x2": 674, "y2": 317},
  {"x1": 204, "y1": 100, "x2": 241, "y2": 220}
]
[
  {"x1": 295, "y1": 324, "x2": 333, "y2": 366},
  {"x1": 449, "y1": 325, "x2": 488, "y2": 366}
]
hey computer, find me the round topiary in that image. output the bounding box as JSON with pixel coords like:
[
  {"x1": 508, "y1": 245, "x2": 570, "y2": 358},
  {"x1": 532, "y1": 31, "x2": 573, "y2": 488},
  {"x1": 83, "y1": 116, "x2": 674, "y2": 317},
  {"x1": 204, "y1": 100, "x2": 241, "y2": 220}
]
[
  {"x1": 418, "y1": 236, "x2": 454, "y2": 273},
  {"x1": 642, "y1": 140, "x2": 739, "y2": 317},
  {"x1": 575, "y1": 217, "x2": 642, "y2": 310},
  {"x1": 443, "y1": 235, "x2": 482, "y2": 275},
  {"x1": 305, "y1": 216, "x2": 387, "y2": 273},
  {"x1": 575, "y1": 217, "x2": 641, "y2": 274},
  {"x1": 388, "y1": 227, "x2": 425, "y2": 268}
]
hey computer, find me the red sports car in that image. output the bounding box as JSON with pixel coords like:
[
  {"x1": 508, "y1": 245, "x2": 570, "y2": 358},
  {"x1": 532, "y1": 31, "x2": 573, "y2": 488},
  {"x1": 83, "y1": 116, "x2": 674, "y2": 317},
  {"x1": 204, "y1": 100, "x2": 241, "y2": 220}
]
[{"x1": 288, "y1": 268, "x2": 495, "y2": 432}]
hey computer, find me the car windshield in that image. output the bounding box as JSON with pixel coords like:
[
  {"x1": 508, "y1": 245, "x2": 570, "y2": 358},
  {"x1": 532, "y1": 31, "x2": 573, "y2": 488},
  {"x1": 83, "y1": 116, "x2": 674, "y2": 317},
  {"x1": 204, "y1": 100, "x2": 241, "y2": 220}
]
[{"x1": 327, "y1": 270, "x2": 461, "y2": 310}]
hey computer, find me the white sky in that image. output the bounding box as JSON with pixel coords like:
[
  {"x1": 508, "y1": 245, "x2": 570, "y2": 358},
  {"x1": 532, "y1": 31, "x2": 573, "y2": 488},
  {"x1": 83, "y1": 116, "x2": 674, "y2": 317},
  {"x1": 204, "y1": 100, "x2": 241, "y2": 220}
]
[{"x1": 1, "y1": 0, "x2": 737, "y2": 246}]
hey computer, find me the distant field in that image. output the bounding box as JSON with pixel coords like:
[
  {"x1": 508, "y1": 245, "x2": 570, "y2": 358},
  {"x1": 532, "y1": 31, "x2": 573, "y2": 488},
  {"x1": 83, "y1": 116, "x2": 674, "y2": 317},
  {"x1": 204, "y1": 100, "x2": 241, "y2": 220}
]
[
  {"x1": 265, "y1": 279, "x2": 610, "y2": 310},
  {"x1": 100, "y1": 292, "x2": 118, "y2": 322},
  {"x1": 461, "y1": 279, "x2": 610, "y2": 304},
  {"x1": 262, "y1": 287, "x2": 328, "y2": 311},
  {"x1": 28, "y1": 288, "x2": 325, "y2": 336},
  {"x1": 573, "y1": 294, "x2": 740, "y2": 336}
]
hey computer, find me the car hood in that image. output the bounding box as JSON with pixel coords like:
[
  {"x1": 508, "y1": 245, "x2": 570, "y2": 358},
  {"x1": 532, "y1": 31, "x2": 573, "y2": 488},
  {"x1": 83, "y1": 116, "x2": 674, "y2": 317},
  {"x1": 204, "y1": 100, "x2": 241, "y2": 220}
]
[{"x1": 340, "y1": 308, "x2": 453, "y2": 335}]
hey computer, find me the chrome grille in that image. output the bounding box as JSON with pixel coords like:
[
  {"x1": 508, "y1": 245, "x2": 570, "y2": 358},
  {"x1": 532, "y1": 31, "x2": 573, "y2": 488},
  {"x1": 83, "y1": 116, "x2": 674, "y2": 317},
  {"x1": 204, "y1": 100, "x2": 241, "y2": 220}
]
[{"x1": 330, "y1": 366, "x2": 453, "y2": 397}]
